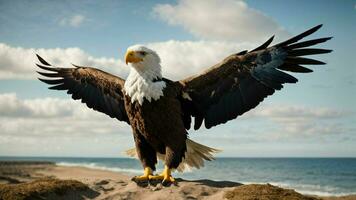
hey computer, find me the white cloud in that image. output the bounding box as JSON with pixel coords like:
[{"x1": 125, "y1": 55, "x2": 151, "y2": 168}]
[
  {"x1": 59, "y1": 14, "x2": 86, "y2": 27},
  {"x1": 0, "y1": 43, "x2": 129, "y2": 80},
  {"x1": 0, "y1": 93, "x2": 132, "y2": 156},
  {"x1": 0, "y1": 93, "x2": 130, "y2": 137},
  {"x1": 242, "y1": 104, "x2": 352, "y2": 137},
  {"x1": 153, "y1": 0, "x2": 289, "y2": 42},
  {"x1": 0, "y1": 41, "x2": 257, "y2": 81},
  {"x1": 245, "y1": 104, "x2": 350, "y2": 120},
  {"x1": 0, "y1": 93, "x2": 81, "y2": 118}
]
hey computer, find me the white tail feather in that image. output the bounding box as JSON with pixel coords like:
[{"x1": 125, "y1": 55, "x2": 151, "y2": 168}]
[{"x1": 124, "y1": 139, "x2": 221, "y2": 172}]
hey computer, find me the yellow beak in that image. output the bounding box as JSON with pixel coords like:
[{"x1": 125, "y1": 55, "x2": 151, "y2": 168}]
[{"x1": 125, "y1": 50, "x2": 143, "y2": 65}]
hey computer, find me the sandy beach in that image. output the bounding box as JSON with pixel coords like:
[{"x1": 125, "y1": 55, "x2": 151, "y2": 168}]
[{"x1": 0, "y1": 161, "x2": 355, "y2": 200}]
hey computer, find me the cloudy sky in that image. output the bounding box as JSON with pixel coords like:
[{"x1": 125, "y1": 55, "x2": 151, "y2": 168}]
[{"x1": 0, "y1": 0, "x2": 355, "y2": 157}]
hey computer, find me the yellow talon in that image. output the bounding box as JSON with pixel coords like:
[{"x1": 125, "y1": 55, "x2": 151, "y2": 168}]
[
  {"x1": 149, "y1": 165, "x2": 175, "y2": 185},
  {"x1": 132, "y1": 167, "x2": 153, "y2": 182}
]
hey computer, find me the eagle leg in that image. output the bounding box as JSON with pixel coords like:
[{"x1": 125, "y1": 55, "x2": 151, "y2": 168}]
[
  {"x1": 149, "y1": 165, "x2": 175, "y2": 185},
  {"x1": 131, "y1": 167, "x2": 153, "y2": 182}
]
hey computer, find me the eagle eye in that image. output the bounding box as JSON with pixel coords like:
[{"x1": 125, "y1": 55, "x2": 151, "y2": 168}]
[{"x1": 139, "y1": 51, "x2": 147, "y2": 56}]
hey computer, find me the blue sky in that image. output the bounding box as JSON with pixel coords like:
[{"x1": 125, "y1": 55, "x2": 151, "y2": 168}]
[{"x1": 0, "y1": 0, "x2": 355, "y2": 157}]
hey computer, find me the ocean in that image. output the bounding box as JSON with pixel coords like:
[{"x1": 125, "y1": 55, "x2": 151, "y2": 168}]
[{"x1": 1, "y1": 157, "x2": 355, "y2": 196}]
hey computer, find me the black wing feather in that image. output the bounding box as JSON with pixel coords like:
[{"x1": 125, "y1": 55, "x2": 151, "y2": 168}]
[
  {"x1": 180, "y1": 24, "x2": 332, "y2": 130},
  {"x1": 36, "y1": 54, "x2": 51, "y2": 66},
  {"x1": 278, "y1": 64, "x2": 313, "y2": 73},
  {"x1": 285, "y1": 57, "x2": 326, "y2": 65},
  {"x1": 287, "y1": 37, "x2": 332, "y2": 49},
  {"x1": 36, "y1": 55, "x2": 129, "y2": 124},
  {"x1": 288, "y1": 48, "x2": 332, "y2": 57},
  {"x1": 276, "y1": 24, "x2": 323, "y2": 47},
  {"x1": 251, "y1": 35, "x2": 275, "y2": 52}
]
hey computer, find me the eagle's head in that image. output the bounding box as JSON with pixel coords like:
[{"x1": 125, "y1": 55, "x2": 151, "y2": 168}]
[
  {"x1": 124, "y1": 45, "x2": 165, "y2": 104},
  {"x1": 125, "y1": 45, "x2": 161, "y2": 72}
]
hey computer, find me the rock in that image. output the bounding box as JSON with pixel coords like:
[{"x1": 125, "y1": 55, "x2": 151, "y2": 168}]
[
  {"x1": 0, "y1": 178, "x2": 100, "y2": 200},
  {"x1": 224, "y1": 184, "x2": 318, "y2": 200}
]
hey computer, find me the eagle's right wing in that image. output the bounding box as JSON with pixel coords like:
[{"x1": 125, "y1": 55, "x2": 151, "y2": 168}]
[{"x1": 36, "y1": 55, "x2": 130, "y2": 124}]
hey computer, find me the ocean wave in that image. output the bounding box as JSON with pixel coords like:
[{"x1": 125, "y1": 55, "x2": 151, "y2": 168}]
[{"x1": 56, "y1": 162, "x2": 146, "y2": 174}]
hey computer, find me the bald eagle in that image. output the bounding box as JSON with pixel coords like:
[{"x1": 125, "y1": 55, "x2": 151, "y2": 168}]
[{"x1": 36, "y1": 25, "x2": 331, "y2": 185}]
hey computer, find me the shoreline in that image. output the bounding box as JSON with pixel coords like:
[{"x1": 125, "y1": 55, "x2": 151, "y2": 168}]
[
  {"x1": 55, "y1": 161, "x2": 355, "y2": 197},
  {"x1": 0, "y1": 161, "x2": 355, "y2": 200}
]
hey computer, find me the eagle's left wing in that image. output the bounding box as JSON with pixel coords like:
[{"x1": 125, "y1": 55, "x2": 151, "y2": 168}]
[{"x1": 179, "y1": 24, "x2": 332, "y2": 130}]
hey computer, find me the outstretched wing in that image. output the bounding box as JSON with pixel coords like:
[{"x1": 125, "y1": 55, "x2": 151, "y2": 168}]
[
  {"x1": 179, "y1": 24, "x2": 332, "y2": 130},
  {"x1": 36, "y1": 55, "x2": 130, "y2": 124}
]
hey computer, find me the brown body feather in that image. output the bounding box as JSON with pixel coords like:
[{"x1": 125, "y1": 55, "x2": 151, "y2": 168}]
[{"x1": 124, "y1": 80, "x2": 187, "y2": 170}]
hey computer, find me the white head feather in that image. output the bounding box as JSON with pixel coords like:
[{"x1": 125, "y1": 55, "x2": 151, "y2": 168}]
[{"x1": 124, "y1": 45, "x2": 166, "y2": 105}]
